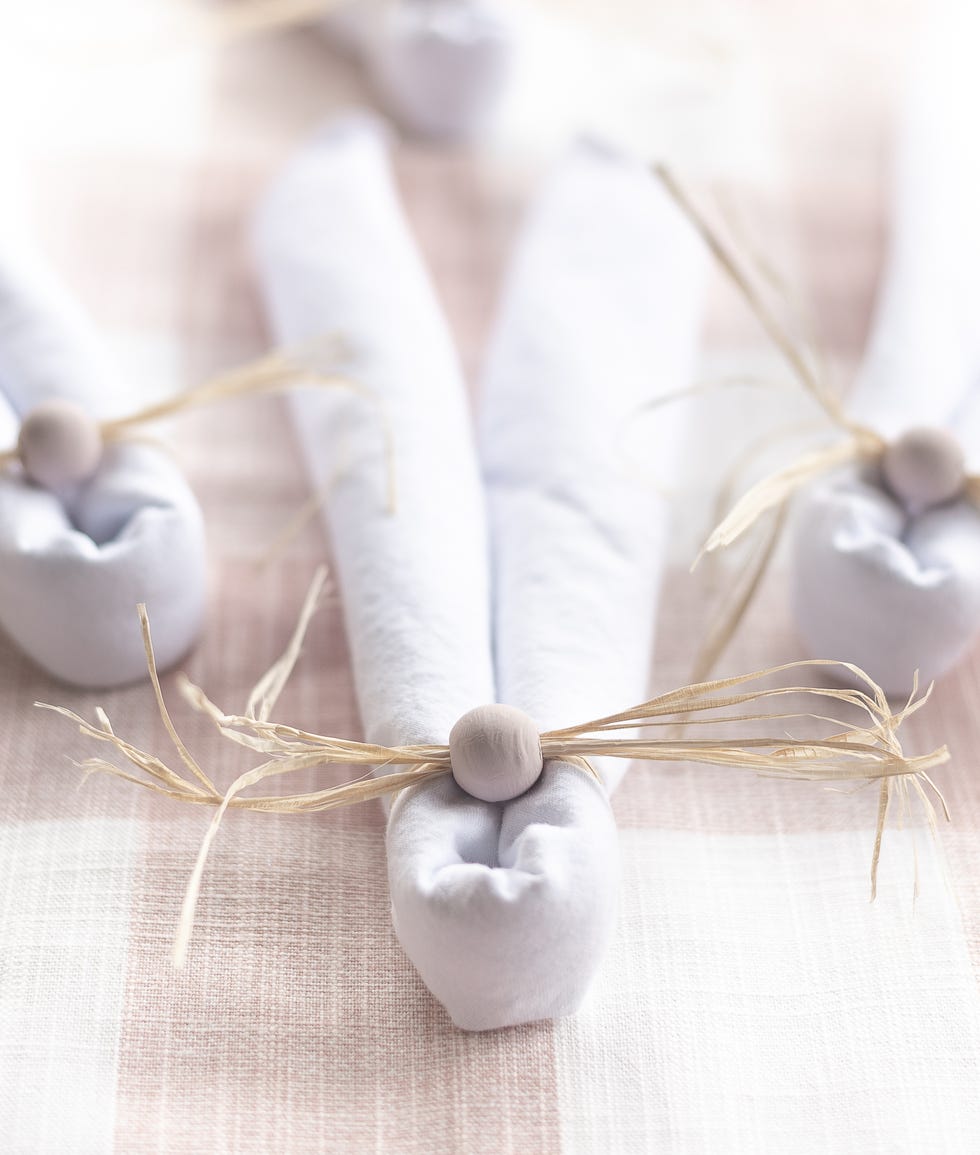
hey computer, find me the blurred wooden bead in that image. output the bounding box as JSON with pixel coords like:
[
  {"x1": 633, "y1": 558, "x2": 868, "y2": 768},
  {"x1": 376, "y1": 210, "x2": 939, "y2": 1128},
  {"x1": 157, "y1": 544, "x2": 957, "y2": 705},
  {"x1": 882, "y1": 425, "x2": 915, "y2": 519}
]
[
  {"x1": 17, "y1": 400, "x2": 103, "y2": 489},
  {"x1": 449, "y1": 704, "x2": 543, "y2": 803},
  {"x1": 881, "y1": 426, "x2": 965, "y2": 510}
]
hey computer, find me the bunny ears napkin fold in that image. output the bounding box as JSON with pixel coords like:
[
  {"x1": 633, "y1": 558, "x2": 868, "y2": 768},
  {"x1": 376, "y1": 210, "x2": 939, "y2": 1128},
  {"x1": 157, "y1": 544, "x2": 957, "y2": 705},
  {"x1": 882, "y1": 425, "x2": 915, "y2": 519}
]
[
  {"x1": 669, "y1": 2, "x2": 980, "y2": 699},
  {"x1": 0, "y1": 234, "x2": 207, "y2": 687},
  {"x1": 788, "y1": 6, "x2": 980, "y2": 696},
  {"x1": 250, "y1": 115, "x2": 706, "y2": 1029}
]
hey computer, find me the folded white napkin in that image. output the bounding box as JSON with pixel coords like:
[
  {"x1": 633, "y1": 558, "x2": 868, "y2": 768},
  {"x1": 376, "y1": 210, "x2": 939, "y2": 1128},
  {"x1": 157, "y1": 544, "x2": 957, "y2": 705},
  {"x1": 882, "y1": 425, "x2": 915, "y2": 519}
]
[
  {"x1": 252, "y1": 116, "x2": 703, "y2": 1029},
  {"x1": 0, "y1": 239, "x2": 207, "y2": 687},
  {"x1": 790, "y1": 4, "x2": 980, "y2": 696}
]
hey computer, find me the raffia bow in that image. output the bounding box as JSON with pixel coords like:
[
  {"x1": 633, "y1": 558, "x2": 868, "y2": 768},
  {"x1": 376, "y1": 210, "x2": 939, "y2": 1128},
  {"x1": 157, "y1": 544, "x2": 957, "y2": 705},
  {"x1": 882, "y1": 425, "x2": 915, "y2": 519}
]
[{"x1": 41, "y1": 569, "x2": 949, "y2": 968}]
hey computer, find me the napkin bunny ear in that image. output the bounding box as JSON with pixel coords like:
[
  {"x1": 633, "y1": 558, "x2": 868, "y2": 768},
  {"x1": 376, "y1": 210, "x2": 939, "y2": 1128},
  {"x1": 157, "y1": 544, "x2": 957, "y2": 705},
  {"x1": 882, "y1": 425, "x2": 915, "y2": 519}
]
[
  {"x1": 788, "y1": 5, "x2": 980, "y2": 696},
  {"x1": 252, "y1": 113, "x2": 496, "y2": 746},
  {"x1": 252, "y1": 116, "x2": 705, "y2": 1030},
  {"x1": 480, "y1": 139, "x2": 705, "y2": 774},
  {"x1": 0, "y1": 238, "x2": 207, "y2": 687}
]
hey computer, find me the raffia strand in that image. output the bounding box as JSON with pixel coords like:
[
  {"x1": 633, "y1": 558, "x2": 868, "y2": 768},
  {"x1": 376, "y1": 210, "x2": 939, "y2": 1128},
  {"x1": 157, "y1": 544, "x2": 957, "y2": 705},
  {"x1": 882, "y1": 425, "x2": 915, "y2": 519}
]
[
  {"x1": 654, "y1": 164, "x2": 852, "y2": 430},
  {"x1": 694, "y1": 431, "x2": 883, "y2": 561}
]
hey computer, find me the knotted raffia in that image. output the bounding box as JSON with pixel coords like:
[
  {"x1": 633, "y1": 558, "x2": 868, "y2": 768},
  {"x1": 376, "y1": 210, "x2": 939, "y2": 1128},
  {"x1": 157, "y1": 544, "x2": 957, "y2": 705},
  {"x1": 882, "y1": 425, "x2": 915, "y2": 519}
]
[
  {"x1": 40, "y1": 569, "x2": 949, "y2": 968},
  {"x1": 0, "y1": 338, "x2": 396, "y2": 515}
]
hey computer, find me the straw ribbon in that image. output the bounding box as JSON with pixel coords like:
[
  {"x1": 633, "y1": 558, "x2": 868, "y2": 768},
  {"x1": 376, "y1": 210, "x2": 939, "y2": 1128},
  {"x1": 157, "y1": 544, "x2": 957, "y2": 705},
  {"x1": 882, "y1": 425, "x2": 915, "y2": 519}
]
[
  {"x1": 40, "y1": 569, "x2": 949, "y2": 967},
  {"x1": 0, "y1": 338, "x2": 397, "y2": 514}
]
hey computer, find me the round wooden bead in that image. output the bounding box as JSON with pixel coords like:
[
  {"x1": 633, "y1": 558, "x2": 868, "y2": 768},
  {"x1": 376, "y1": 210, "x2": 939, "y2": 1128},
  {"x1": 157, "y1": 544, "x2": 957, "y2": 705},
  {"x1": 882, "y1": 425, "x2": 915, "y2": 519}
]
[
  {"x1": 448, "y1": 704, "x2": 543, "y2": 803},
  {"x1": 17, "y1": 400, "x2": 103, "y2": 489},
  {"x1": 881, "y1": 426, "x2": 965, "y2": 510}
]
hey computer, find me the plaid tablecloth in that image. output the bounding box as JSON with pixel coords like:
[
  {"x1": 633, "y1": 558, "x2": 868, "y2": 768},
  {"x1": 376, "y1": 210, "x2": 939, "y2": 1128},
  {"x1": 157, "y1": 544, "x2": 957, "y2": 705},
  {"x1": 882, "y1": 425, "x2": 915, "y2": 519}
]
[{"x1": 4, "y1": 3, "x2": 980, "y2": 1151}]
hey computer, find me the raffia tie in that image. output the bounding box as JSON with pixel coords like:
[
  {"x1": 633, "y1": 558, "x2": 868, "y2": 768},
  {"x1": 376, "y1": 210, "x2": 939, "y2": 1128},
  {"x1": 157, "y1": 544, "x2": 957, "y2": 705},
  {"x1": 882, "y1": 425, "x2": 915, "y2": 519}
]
[
  {"x1": 0, "y1": 337, "x2": 396, "y2": 515},
  {"x1": 653, "y1": 165, "x2": 980, "y2": 679},
  {"x1": 40, "y1": 568, "x2": 949, "y2": 968}
]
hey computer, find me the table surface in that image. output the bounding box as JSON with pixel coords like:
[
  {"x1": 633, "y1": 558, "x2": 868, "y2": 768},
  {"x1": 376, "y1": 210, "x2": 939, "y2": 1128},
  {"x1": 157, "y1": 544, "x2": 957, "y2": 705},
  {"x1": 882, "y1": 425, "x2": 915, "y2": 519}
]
[{"x1": 4, "y1": 3, "x2": 980, "y2": 1152}]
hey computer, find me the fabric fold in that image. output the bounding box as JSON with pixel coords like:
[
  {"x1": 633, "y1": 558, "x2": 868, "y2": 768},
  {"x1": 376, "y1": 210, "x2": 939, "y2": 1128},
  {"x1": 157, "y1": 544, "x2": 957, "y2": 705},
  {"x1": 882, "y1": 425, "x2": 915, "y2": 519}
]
[
  {"x1": 0, "y1": 240, "x2": 206, "y2": 687},
  {"x1": 790, "y1": 2, "x2": 980, "y2": 695}
]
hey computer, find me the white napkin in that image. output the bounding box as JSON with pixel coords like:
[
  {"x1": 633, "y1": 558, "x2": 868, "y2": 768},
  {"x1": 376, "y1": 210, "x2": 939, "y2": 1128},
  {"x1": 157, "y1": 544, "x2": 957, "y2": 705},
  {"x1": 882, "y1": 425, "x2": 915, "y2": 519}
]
[
  {"x1": 790, "y1": 2, "x2": 980, "y2": 696},
  {"x1": 251, "y1": 116, "x2": 703, "y2": 1030},
  {"x1": 0, "y1": 239, "x2": 207, "y2": 687}
]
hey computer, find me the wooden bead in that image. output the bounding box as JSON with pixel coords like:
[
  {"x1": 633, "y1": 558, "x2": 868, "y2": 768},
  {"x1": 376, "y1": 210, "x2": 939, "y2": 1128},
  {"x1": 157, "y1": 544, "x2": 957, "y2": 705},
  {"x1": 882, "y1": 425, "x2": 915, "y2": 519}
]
[
  {"x1": 17, "y1": 400, "x2": 103, "y2": 489},
  {"x1": 449, "y1": 704, "x2": 543, "y2": 803},
  {"x1": 881, "y1": 426, "x2": 965, "y2": 510}
]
